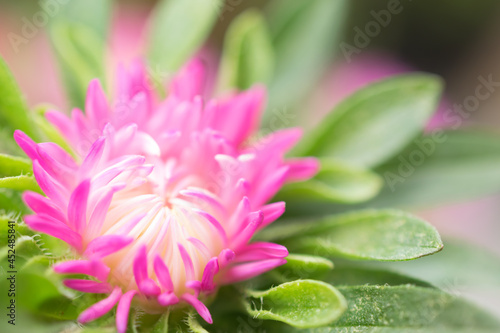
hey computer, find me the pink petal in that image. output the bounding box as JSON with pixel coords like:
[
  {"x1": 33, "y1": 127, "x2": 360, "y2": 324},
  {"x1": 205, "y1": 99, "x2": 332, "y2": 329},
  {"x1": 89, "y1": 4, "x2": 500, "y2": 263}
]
[
  {"x1": 67, "y1": 179, "x2": 91, "y2": 233},
  {"x1": 14, "y1": 130, "x2": 39, "y2": 160},
  {"x1": 54, "y1": 260, "x2": 110, "y2": 282},
  {"x1": 24, "y1": 215, "x2": 82, "y2": 251},
  {"x1": 133, "y1": 245, "x2": 149, "y2": 286},
  {"x1": 116, "y1": 290, "x2": 137, "y2": 333},
  {"x1": 63, "y1": 279, "x2": 112, "y2": 293},
  {"x1": 178, "y1": 244, "x2": 195, "y2": 281},
  {"x1": 218, "y1": 249, "x2": 235, "y2": 267},
  {"x1": 182, "y1": 294, "x2": 213, "y2": 324},
  {"x1": 231, "y1": 211, "x2": 263, "y2": 248},
  {"x1": 84, "y1": 235, "x2": 133, "y2": 258},
  {"x1": 192, "y1": 209, "x2": 227, "y2": 244},
  {"x1": 32, "y1": 160, "x2": 69, "y2": 209},
  {"x1": 154, "y1": 255, "x2": 174, "y2": 292},
  {"x1": 234, "y1": 242, "x2": 288, "y2": 262},
  {"x1": 85, "y1": 79, "x2": 110, "y2": 128},
  {"x1": 23, "y1": 191, "x2": 66, "y2": 223},
  {"x1": 81, "y1": 136, "x2": 106, "y2": 177},
  {"x1": 201, "y1": 258, "x2": 219, "y2": 292},
  {"x1": 86, "y1": 187, "x2": 115, "y2": 238},
  {"x1": 45, "y1": 111, "x2": 77, "y2": 144},
  {"x1": 78, "y1": 287, "x2": 122, "y2": 324},
  {"x1": 259, "y1": 201, "x2": 286, "y2": 230},
  {"x1": 158, "y1": 292, "x2": 179, "y2": 306},
  {"x1": 170, "y1": 58, "x2": 207, "y2": 100},
  {"x1": 222, "y1": 258, "x2": 287, "y2": 284},
  {"x1": 285, "y1": 158, "x2": 320, "y2": 182},
  {"x1": 139, "y1": 278, "x2": 161, "y2": 296}
]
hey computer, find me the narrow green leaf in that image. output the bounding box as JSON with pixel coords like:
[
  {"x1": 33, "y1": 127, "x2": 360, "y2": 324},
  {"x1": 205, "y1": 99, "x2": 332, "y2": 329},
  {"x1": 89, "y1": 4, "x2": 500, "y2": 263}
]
[
  {"x1": 151, "y1": 312, "x2": 169, "y2": 333},
  {"x1": 373, "y1": 131, "x2": 500, "y2": 209},
  {"x1": 276, "y1": 159, "x2": 382, "y2": 207},
  {"x1": 380, "y1": 240, "x2": 500, "y2": 290},
  {"x1": 218, "y1": 9, "x2": 274, "y2": 91},
  {"x1": 0, "y1": 174, "x2": 41, "y2": 193},
  {"x1": 50, "y1": 20, "x2": 106, "y2": 108},
  {"x1": 57, "y1": 0, "x2": 112, "y2": 37},
  {"x1": 0, "y1": 153, "x2": 31, "y2": 177},
  {"x1": 0, "y1": 56, "x2": 39, "y2": 139},
  {"x1": 265, "y1": 0, "x2": 348, "y2": 111},
  {"x1": 268, "y1": 210, "x2": 443, "y2": 261},
  {"x1": 244, "y1": 280, "x2": 347, "y2": 328},
  {"x1": 270, "y1": 254, "x2": 334, "y2": 282},
  {"x1": 296, "y1": 74, "x2": 443, "y2": 168},
  {"x1": 147, "y1": 0, "x2": 223, "y2": 73}
]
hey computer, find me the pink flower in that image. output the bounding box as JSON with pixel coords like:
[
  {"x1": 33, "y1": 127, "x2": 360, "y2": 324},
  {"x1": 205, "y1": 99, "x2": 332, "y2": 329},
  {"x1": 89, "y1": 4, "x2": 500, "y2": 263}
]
[{"x1": 15, "y1": 59, "x2": 318, "y2": 332}]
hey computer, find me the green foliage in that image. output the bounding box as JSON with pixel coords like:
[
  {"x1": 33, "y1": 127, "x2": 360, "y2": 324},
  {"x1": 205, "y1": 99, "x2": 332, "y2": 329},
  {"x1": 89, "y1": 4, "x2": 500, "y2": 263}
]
[
  {"x1": 0, "y1": 154, "x2": 31, "y2": 177},
  {"x1": 244, "y1": 280, "x2": 347, "y2": 328},
  {"x1": 270, "y1": 254, "x2": 334, "y2": 282},
  {"x1": 0, "y1": 56, "x2": 39, "y2": 140},
  {"x1": 265, "y1": 0, "x2": 348, "y2": 111},
  {"x1": 296, "y1": 74, "x2": 443, "y2": 168},
  {"x1": 373, "y1": 131, "x2": 500, "y2": 209},
  {"x1": 276, "y1": 159, "x2": 382, "y2": 206},
  {"x1": 260, "y1": 210, "x2": 443, "y2": 261},
  {"x1": 331, "y1": 285, "x2": 500, "y2": 332},
  {"x1": 0, "y1": 174, "x2": 41, "y2": 193},
  {"x1": 49, "y1": 20, "x2": 107, "y2": 109},
  {"x1": 147, "y1": 0, "x2": 223, "y2": 73},
  {"x1": 218, "y1": 9, "x2": 274, "y2": 91}
]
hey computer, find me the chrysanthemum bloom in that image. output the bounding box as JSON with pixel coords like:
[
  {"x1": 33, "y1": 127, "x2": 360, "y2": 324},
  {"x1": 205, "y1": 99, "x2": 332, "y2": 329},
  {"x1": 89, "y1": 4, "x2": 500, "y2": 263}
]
[{"x1": 15, "y1": 59, "x2": 318, "y2": 332}]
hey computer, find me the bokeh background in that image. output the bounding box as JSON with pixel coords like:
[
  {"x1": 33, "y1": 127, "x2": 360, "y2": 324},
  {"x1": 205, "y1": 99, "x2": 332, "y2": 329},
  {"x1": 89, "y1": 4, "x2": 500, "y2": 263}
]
[{"x1": 1, "y1": 0, "x2": 499, "y2": 317}]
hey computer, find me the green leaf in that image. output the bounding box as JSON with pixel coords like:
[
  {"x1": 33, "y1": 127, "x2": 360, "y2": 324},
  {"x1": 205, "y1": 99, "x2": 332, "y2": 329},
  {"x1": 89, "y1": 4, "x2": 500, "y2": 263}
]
[
  {"x1": 324, "y1": 265, "x2": 434, "y2": 288},
  {"x1": 57, "y1": 0, "x2": 112, "y2": 37},
  {"x1": 50, "y1": 20, "x2": 107, "y2": 108},
  {"x1": 186, "y1": 311, "x2": 209, "y2": 333},
  {"x1": 152, "y1": 312, "x2": 169, "y2": 333},
  {"x1": 244, "y1": 280, "x2": 347, "y2": 328},
  {"x1": 296, "y1": 74, "x2": 443, "y2": 168},
  {"x1": 330, "y1": 285, "x2": 500, "y2": 332},
  {"x1": 373, "y1": 131, "x2": 500, "y2": 209},
  {"x1": 0, "y1": 174, "x2": 41, "y2": 193},
  {"x1": 0, "y1": 153, "x2": 31, "y2": 177},
  {"x1": 379, "y1": 240, "x2": 500, "y2": 290},
  {"x1": 270, "y1": 254, "x2": 334, "y2": 282},
  {"x1": 276, "y1": 159, "x2": 382, "y2": 207},
  {"x1": 0, "y1": 56, "x2": 39, "y2": 140},
  {"x1": 218, "y1": 9, "x2": 274, "y2": 91},
  {"x1": 0, "y1": 188, "x2": 30, "y2": 215},
  {"x1": 147, "y1": 0, "x2": 223, "y2": 73},
  {"x1": 266, "y1": 210, "x2": 443, "y2": 261},
  {"x1": 265, "y1": 0, "x2": 348, "y2": 111}
]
